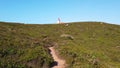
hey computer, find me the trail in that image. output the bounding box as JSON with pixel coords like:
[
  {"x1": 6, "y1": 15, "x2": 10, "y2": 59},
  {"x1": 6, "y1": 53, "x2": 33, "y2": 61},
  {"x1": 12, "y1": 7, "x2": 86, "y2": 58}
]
[{"x1": 49, "y1": 47, "x2": 66, "y2": 68}]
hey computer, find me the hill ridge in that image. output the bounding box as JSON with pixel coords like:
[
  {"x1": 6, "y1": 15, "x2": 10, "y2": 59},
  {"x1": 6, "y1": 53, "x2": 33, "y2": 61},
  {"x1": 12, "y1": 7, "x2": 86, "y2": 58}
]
[{"x1": 0, "y1": 21, "x2": 120, "y2": 68}]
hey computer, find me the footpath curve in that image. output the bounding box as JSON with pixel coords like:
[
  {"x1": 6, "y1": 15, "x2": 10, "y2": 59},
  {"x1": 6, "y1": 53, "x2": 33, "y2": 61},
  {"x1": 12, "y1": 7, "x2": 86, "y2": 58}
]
[{"x1": 49, "y1": 47, "x2": 66, "y2": 68}]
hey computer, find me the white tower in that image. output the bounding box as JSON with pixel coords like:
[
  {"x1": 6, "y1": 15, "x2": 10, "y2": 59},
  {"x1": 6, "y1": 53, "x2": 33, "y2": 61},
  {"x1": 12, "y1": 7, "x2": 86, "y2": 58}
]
[{"x1": 57, "y1": 18, "x2": 61, "y2": 24}]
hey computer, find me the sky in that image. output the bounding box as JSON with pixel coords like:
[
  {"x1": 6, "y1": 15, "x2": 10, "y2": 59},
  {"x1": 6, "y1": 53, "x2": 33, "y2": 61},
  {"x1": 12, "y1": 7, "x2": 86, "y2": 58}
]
[{"x1": 0, "y1": 0, "x2": 120, "y2": 24}]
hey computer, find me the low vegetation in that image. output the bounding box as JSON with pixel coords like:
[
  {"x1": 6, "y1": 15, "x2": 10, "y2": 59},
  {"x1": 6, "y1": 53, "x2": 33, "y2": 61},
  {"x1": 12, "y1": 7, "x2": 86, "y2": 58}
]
[
  {"x1": 0, "y1": 21, "x2": 120, "y2": 68},
  {"x1": 0, "y1": 22, "x2": 53, "y2": 68}
]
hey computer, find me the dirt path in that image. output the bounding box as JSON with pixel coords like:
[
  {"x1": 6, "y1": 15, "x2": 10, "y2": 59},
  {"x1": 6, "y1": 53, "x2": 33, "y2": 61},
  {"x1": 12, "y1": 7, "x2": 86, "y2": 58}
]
[{"x1": 49, "y1": 47, "x2": 66, "y2": 68}]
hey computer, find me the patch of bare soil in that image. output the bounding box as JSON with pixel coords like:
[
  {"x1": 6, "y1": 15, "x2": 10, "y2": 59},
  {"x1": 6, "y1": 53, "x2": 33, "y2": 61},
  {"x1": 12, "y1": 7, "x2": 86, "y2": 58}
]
[{"x1": 49, "y1": 47, "x2": 66, "y2": 68}]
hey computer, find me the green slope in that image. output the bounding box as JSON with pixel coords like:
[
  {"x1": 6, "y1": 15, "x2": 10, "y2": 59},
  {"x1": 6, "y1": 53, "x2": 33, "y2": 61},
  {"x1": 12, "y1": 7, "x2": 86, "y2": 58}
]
[{"x1": 0, "y1": 22, "x2": 120, "y2": 68}]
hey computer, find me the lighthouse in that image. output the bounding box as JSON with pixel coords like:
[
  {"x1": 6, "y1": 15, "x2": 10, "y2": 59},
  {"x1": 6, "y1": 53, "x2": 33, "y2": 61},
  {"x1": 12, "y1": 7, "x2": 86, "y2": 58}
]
[{"x1": 57, "y1": 18, "x2": 61, "y2": 24}]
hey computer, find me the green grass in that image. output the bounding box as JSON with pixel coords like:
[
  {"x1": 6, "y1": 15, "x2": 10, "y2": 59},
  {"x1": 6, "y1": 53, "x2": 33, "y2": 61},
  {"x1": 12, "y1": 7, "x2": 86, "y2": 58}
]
[
  {"x1": 55, "y1": 22, "x2": 120, "y2": 68},
  {"x1": 0, "y1": 22, "x2": 53, "y2": 68},
  {"x1": 0, "y1": 21, "x2": 120, "y2": 68}
]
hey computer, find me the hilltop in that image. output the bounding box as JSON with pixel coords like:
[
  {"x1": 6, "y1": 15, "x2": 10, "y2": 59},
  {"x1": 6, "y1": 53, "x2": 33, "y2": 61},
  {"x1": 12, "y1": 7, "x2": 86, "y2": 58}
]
[{"x1": 0, "y1": 21, "x2": 120, "y2": 68}]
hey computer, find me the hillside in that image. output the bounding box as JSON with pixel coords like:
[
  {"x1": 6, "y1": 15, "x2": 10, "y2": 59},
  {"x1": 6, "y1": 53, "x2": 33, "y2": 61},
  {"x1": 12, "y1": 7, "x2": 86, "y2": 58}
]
[{"x1": 0, "y1": 22, "x2": 120, "y2": 68}]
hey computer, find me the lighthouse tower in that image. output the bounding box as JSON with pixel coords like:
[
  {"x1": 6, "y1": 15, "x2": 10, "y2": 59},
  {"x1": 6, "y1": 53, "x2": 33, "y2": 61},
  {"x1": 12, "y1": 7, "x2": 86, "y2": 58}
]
[{"x1": 57, "y1": 18, "x2": 61, "y2": 24}]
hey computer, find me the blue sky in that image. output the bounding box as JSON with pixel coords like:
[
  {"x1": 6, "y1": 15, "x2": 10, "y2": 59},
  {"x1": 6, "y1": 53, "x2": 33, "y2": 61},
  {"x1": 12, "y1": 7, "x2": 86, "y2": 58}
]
[{"x1": 0, "y1": 0, "x2": 120, "y2": 24}]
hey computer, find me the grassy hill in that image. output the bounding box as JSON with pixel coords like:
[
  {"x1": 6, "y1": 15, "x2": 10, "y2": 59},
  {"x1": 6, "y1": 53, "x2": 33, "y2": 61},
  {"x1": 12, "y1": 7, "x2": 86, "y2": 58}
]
[{"x1": 0, "y1": 21, "x2": 120, "y2": 68}]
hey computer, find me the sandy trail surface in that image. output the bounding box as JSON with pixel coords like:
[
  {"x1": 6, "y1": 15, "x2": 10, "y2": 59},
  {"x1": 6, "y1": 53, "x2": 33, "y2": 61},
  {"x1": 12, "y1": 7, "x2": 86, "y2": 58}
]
[{"x1": 49, "y1": 47, "x2": 66, "y2": 68}]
